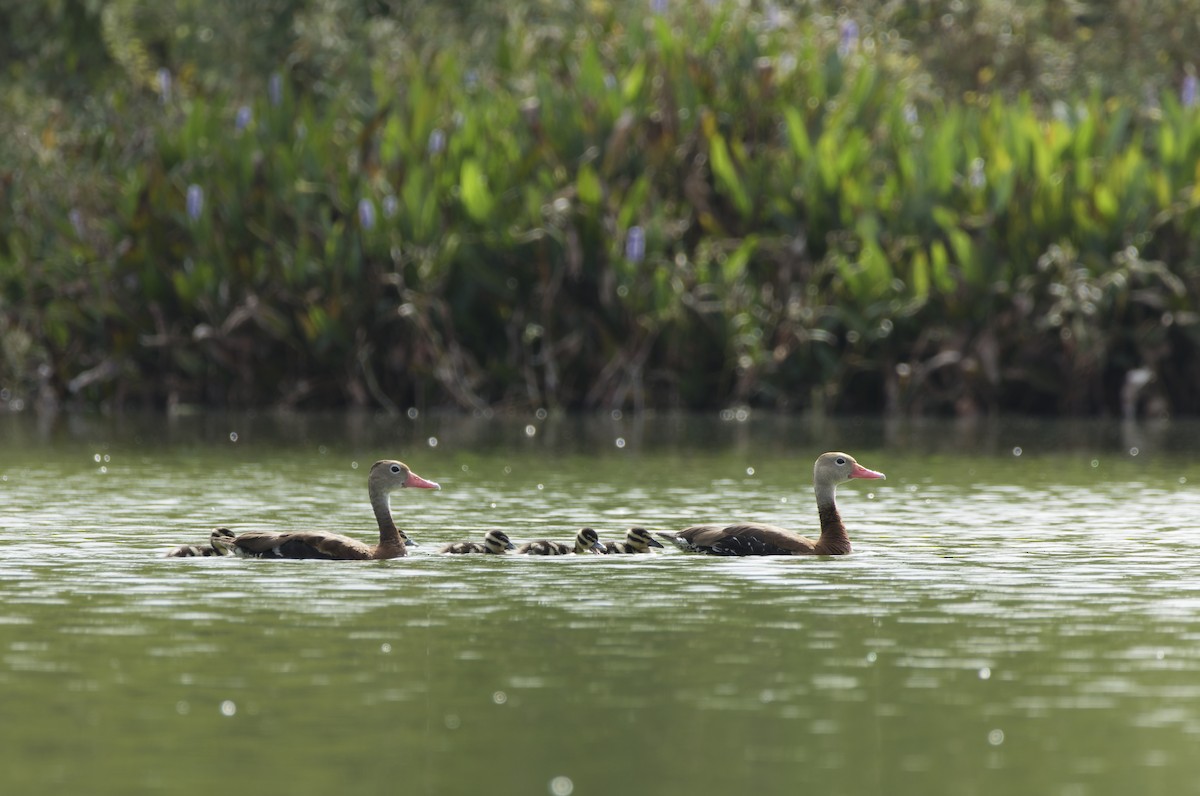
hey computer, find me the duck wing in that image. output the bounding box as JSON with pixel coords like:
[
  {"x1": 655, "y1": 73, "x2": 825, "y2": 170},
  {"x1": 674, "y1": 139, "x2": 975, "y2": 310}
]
[
  {"x1": 232, "y1": 530, "x2": 372, "y2": 560},
  {"x1": 667, "y1": 523, "x2": 817, "y2": 556}
]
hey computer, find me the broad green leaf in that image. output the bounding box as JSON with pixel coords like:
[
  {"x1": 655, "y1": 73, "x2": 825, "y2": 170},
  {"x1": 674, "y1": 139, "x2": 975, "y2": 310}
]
[
  {"x1": 708, "y1": 132, "x2": 751, "y2": 217},
  {"x1": 723, "y1": 235, "x2": 758, "y2": 283},
  {"x1": 577, "y1": 163, "x2": 602, "y2": 207},
  {"x1": 460, "y1": 159, "x2": 494, "y2": 223}
]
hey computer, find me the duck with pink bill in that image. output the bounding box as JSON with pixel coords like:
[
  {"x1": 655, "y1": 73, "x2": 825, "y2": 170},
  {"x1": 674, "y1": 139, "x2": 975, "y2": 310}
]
[
  {"x1": 657, "y1": 452, "x2": 884, "y2": 556},
  {"x1": 166, "y1": 460, "x2": 439, "y2": 560}
]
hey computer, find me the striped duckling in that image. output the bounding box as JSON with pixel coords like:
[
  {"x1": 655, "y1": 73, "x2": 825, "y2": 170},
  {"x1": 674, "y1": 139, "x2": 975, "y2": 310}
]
[
  {"x1": 165, "y1": 528, "x2": 237, "y2": 558},
  {"x1": 602, "y1": 526, "x2": 665, "y2": 554},
  {"x1": 440, "y1": 529, "x2": 516, "y2": 555},
  {"x1": 515, "y1": 527, "x2": 605, "y2": 556}
]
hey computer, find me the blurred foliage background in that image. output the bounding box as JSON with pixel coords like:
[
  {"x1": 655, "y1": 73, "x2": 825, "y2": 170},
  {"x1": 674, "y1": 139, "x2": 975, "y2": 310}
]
[{"x1": 3, "y1": 0, "x2": 1200, "y2": 416}]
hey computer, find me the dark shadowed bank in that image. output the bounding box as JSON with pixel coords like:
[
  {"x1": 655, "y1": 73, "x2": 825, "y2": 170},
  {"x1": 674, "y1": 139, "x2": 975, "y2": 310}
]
[{"x1": 3, "y1": 1, "x2": 1200, "y2": 417}]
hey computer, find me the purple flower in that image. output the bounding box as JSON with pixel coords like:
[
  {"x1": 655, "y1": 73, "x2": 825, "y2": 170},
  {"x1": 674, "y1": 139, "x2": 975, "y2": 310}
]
[
  {"x1": 358, "y1": 198, "x2": 376, "y2": 230},
  {"x1": 156, "y1": 68, "x2": 172, "y2": 104},
  {"x1": 268, "y1": 73, "x2": 283, "y2": 107},
  {"x1": 625, "y1": 226, "x2": 646, "y2": 263},
  {"x1": 428, "y1": 128, "x2": 446, "y2": 156},
  {"x1": 186, "y1": 185, "x2": 204, "y2": 222},
  {"x1": 838, "y1": 19, "x2": 859, "y2": 58},
  {"x1": 1183, "y1": 74, "x2": 1198, "y2": 108},
  {"x1": 235, "y1": 105, "x2": 252, "y2": 132},
  {"x1": 383, "y1": 195, "x2": 399, "y2": 218}
]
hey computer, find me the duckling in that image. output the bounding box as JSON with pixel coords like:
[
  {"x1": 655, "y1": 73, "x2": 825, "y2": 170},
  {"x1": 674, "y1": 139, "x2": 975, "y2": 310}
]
[
  {"x1": 515, "y1": 527, "x2": 605, "y2": 555},
  {"x1": 440, "y1": 529, "x2": 516, "y2": 554},
  {"x1": 602, "y1": 526, "x2": 665, "y2": 554},
  {"x1": 165, "y1": 528, "x2": 237, "y2": 558}
]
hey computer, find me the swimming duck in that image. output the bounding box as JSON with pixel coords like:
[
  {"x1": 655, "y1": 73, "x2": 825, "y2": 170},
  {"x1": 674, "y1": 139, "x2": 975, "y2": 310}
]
[
  {"x1": 440, "y1": 529, "x2": 516, "y2": 554},
  {"x1": 658, "y1": 452, "x2": 884, "y2": 556},
  {"x1": 167, "y1": 460, "x2": 438, "y2": 560},
  {"x1": 515, "y1": 527, "x2": 605, "y2": 555},
  {"x1": 602, "y1": 526, "x2": 665, "y2": 554}
]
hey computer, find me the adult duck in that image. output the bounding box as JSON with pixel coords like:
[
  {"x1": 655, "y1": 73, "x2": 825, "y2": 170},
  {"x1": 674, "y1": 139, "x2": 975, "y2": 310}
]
[
  {"x1": 515, "y1": 527, "x2": 605, "y2": 555},
  {"x1": 658, "y1": 452, "x2": 884, "y2": 556},
  {"x1": 204, "y1": 460, "x2": 438, "y2": 560},
  {"x1": 440, "y1": 529, "x2": 516, "y2": 555},
  {"x1": 602, "y1": 527, "x2": 664, "y2": 554}
]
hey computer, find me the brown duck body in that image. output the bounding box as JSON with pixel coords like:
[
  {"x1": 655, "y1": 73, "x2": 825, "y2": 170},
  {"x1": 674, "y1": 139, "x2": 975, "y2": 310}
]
[
  {"x1": 660, "y1": 452, "x2": 883, "y2": 557},
  {"x1": 165, "y1": 461, "x2": 438, "y2": 561}
]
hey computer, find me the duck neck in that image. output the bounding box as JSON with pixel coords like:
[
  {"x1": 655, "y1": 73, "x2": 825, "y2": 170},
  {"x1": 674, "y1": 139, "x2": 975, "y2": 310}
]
[
  {"x1": 814, "y1": 483, "x2": 851, "y2": 555},
  {"x1": 370, "y1": 488, "x2": 404, "y2": 553}
]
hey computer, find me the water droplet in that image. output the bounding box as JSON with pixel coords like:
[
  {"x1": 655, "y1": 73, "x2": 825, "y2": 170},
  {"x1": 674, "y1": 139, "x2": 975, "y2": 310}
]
[
  {"x1": 93, "y1": 453, "x2": 101, "y2": 463},
  {"x1": 525, "y1": 425, "x2": 536, "y2": 437},
  {"x1": 99, "y1": 466, "x2": 108, "y2": 474},
  {"x1": 1129, "y1": 447, "x2": 1139, "y2": 457},
  {"x1": 220, "y1": 700, "x2": 237, "y2": 717},
  {"x1": 536, "y1": 484, "x2": 544, "y2": 491},
  {"x1": 987, "y1": 729, "x2": 1004, "y2": 746},
  {"x1": 492, "y1": 690, "x2": 507, "y2": 705},
  {"x1": 535, "y1": 408, "x2": 548, "y2": 420},
  {"x1": 746, "y1": 467, "x2": 755, "y2": 476},
  {"x1": 1012, "y1": 446, "x2": 1022, "y2": 457},
  {"x1": 318, "y1": 445, "x2": 328, "y2": 455},
  {"x1": 615, "y1": 437, "x2": 626, "y2": 449},
  {"x1": 549, "y1": 776, "x2": 574, "y2": 796},
  {"x1": 351, "y1": 461, "x2": 359, "y2": 470},
  {"x1": 407, "y1": 407, "x2": 419, "y2": 419},
  {"x1": 1180, "y1": 477, "x2": 1188, "y2": 485},
  {"x1": 865, "y1": 651, "x2": 877, "y2": 663},
  {"x1": 461, "y1": 464, "x2": 469, "y2": 472},
  {"x1": 380, "y1": 643, "x2": 391, "y2": 654},
  {"x1": 1156, "y1": 649, "x2": 1166, "y2": 660},
  {"x1": 503, "y1": 466, "x2": 511, "y2": 474},
  {"x1": 978, "y1": 667, "x2": 991, "y2": 680},
  {"x1": 229, "y1": 432, "x2": 238, "y2": 442},
  {"x1": 611, "y1": 409, "x2": 623, "y2": 420},
  {"x1": 428, "y1": 437, "x2": 438, "y2": 448},
  {"x1": 176, "y1": 700, "x2": 190, "y2": 715},
  {"x1": 1091, "y1": 459, "x2": 1099, "y2": 468}
]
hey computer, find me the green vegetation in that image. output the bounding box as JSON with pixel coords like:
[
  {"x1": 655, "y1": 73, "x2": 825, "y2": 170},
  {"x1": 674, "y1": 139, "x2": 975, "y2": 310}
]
[{"x1": 3, "y1": 0, "x2": 1200, "y2": 415}]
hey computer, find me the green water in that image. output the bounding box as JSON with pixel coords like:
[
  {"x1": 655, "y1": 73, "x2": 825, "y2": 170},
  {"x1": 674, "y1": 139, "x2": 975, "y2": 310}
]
[{"x1": 2, "y1": 412, "x2": 1199, "y2": 795}]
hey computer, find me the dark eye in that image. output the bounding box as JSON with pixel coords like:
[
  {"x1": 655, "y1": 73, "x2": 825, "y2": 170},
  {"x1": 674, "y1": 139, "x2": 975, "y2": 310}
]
[
  {"x1": 390, "y1": 464, "x2": 401, "y2": 474},
  {"x1": 835, "y1": 457, "x2": 847, "y2": 466}
]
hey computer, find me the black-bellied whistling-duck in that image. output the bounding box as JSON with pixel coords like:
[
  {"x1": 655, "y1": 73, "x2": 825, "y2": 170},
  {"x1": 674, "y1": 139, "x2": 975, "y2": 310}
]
[
  {"x1": 602, "y1": 526, "x2": 664, "y2": 554},
  {"x1": 658, "y1": 452, "x2": 884, "y2": 556},
  {"x1": 515, "y1": 527, "x2": 605, "y2": 555},
  {"x1": 169, "y1": 460, "x2": 438, "y2": 560},
  {"x1": 440, "y1": 529, "x2": 516, "y2": 555}
]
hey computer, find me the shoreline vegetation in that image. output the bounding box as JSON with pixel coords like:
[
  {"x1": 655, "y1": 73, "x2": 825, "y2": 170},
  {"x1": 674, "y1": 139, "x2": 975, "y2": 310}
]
[{"x1": 3, "y1": 1, "x2": 1200, "y2": 417}]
